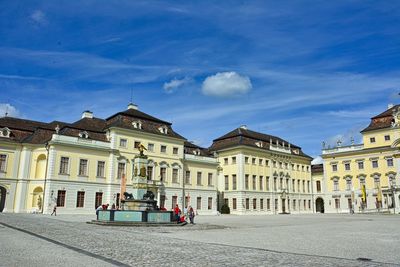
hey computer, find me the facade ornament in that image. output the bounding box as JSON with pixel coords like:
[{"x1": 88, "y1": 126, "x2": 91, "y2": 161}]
[
  {"x1": 336, "y1": 139, "x2": 342, "y2": 147},
  {"x1": 322, "y1": 141, "x2": 326, "y2": 149},
  {"x1": 55, "y1": 124, "x2": 60, "y2": 134}
]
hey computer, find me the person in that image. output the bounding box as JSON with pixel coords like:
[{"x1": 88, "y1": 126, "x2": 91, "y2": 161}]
[
  {"x1": 188, "y1": 206, "x2": 195, "y2": 224},
  {"x1": 96, "y1": 205, "x2": 103, "y2": 218},
  {"x1": 174, "y1": 204, "x2": 181, "y2": 223},
  {"x1": 111, "y1": 203, "x2": 116, "y2": 210},
  {"x1": 51, "y1": 205, "x2": 57, "y2": 216}
]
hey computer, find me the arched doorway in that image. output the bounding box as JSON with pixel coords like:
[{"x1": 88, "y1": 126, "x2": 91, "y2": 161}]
[
  {"x1": 0, "y1": 186, "x2": 6, "y2": 212},
  {"x1": 316, "y1": 197, "x2": 324, "y2": 213},
  {"x1": 32, "y1": 187, "x2": 43, "y2": 212}
]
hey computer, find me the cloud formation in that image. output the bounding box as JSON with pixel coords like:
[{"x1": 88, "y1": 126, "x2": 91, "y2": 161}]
[
  {"x1": 30, "y1": 10, "x2": 47, "y2": 26},
  {"x1": 163, "y1": 77, "x2": 192, "y2": 93},
  {"x1": 0, "y1": 103, "x2": 19, "y2": 117},
  {"x1": 202, "y1": 72, "x2": 252, "y2": 97}
]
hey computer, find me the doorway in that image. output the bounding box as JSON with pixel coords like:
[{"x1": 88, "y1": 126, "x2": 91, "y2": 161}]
[
  {"x1": 0, "y1": 186, "x2": 6, "y2": 212},
  {"x1": 316, "y1": 197, "x2": 324, "y2": 213}
]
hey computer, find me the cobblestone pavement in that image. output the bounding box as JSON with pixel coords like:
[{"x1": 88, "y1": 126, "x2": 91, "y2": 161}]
[{"x1": 0, "y1": 213, "x2": 399, "y2": 267}]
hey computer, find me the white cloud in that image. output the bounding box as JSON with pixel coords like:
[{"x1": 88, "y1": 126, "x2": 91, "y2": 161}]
[
  {"x1": 0, "y1": 104, "x2": 19, "y2": 118},
  {"x1": 30, "y1": 10, "x2": 48, "y2": 26},
  {"x1": 311, "y1": 156, "x2": 323, "y2": 165},
  {"x1": 202, "y1": 72, "x2": 252, "y2": 97},
  {"x1": 163, "y1": 77, "x2": 191, "y2": 93}
]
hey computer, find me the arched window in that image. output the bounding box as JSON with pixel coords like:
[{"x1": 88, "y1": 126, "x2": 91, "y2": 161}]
[{"x1": 79, "y1": 131, "x2": 89, "y2": 138}]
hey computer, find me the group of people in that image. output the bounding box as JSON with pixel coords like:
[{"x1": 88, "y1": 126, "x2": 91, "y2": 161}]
[
  {"x1": 96, "y1": 203, "x2": 118, "y2": 216},
  {"x1": 173, "y1": 204, "x2": 195, "y2": 224}
]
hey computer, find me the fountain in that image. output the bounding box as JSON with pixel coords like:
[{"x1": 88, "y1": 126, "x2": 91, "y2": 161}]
[{"x1": 91, "y1": 144, "x2": 174, "y2": 225}]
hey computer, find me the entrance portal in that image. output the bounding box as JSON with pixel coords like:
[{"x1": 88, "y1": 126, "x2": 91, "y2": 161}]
[
  {"x1": 0, "y1": 186, "x2": 6, "y2": 212},
  {"x1": 316, "y1": 197, "x2": 324, "y2": 213}
]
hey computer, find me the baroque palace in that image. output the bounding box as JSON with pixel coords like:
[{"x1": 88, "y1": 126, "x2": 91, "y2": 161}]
[
  {"x1": 0, "y1": 103, "x2": 314, "y2": 215},
  {"x1": 321, "y1": 104, "x2": 400, "y2": 213}
]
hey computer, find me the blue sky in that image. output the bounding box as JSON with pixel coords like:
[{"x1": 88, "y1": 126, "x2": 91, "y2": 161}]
[{"x1": 1, "y1": 1, "x2": 400, "y2": 161}]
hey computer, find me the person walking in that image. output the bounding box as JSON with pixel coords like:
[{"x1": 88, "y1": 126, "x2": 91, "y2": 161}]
[
  {"x1": 51, "y1": 205, "x2": 57, "y2": 216},
  {"x1": 174, "y1": 204, "x2": 181, "y2": 223},
  {"x1": 188, "y1": 206, "x2": 195, "y2": 224}
]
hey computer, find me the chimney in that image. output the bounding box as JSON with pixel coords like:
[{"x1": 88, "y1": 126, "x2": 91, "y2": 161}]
[
  {"x1": 388, "y1": 103, "x2": 394, "y2": 110},
  {"x1": 81, "y1": 110, "x2": 93, "y2": 119},
  {"x1": 127, "y1": 103, "x2": 138, "y2": 110}
]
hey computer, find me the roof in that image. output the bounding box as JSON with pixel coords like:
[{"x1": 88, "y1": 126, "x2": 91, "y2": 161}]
[
  {"x1": 210, "y1": 127, "x2": 311, "y2": 159},
  {"x1": 311, "y1": 164, "x2": 323, "y2": 174},
  {"x1": 184, "y1": 141, "x2": 214, "y2": 157},
  {"x1": 106, "y1": 108, "x2": 171, "y2": 125},
  {"x1": 361, "y1": 105, "x2": 399, "y2": 133}
]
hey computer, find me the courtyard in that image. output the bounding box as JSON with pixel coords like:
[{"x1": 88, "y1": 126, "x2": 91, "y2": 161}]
[{"x1": 0, "y1": 213, "x2": 399, "y2": 266}]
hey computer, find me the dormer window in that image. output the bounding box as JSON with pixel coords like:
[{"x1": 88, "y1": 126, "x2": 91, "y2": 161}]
[
  {"x1": 158, "y1": 125, "x2": 168, "y2": 134},
  {"x1": 0, "y1": 127, "x2": 11, "y2": 138},
  {"x1": 193, "y1": 149, "x2": 201, "y2": 156},
  {"x1": 79, "y1": 131, "x2": 89, "y2": 139},
  {"x1": 255, "y1": 141, "x2": 263, "y2": 148},
  {"x1": 132, "y1": 120, "x2": 142, "y2": 129}
]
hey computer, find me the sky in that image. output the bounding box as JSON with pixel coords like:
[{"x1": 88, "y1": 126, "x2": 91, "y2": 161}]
[{"x1": 1, "y1": 1, "x2": 400, "y2": 162}]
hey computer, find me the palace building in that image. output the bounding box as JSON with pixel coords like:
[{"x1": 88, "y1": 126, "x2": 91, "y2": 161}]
[
  {"x1": 0, "y1": 103, "x2": 315, "y2": 215},
  {"x1": 321, "y1": 104, "x2": 400, "y2": 213}
]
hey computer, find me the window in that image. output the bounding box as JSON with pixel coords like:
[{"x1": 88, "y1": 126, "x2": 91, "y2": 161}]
[
  {"x1": 307, "y1": 181, "x2": 310, "y2": 193},
  {"x1": 224, "y1": 175, "x2": 229, "y2": 190},
  {"x1": 293, "y1": 200, "x2": 296, "y2": 210},
  {"x1": 196, "y1": 197, "x2": 202, "y2": 210},
  {"x1": 119, "y1": 138, "x2": 127, "y2": 147},
  {"x1": 344, "y1": 163, "x2": 350, "y2": 171},
  {"x1": 372, "y1": 160, "x2": 379, "y2": 168},
  {"x1": 259, "y1": 176, "x2": 263, "y2": 191},
  {"x1": 246, "y1": 198, "x2": 250, "y2": 210},
  {"x1": 185, "y1": 171, "x2": 191, "y2": 184},
  {"x1": 197, "y1": 172, "x2": 202, "y2": 185},
  {"x1": 303, "y1": 200, "x2": 306, "y2": 210},
  {"x1": 358, "y1": 161, "x2": 364, "y2": 170},
  {"x1": 387, "y1": 158, "x2": 394, "y2": 167},
  {"x1": 76, "y1": 191, "x2": 85, "y2": 208},
  {"x1": 385, "y1": 135, "x2": 391, "y2": 141},
  {"x1": 333, "y1": 179, "x2": 339, "y2": 191},
  {"x1": 260, "y1": 199, "x2": 264, "y2": 210},
  {"x1": 252, "y1": 158, "x2": 256, "y2": 165},
  {"x1": 370, "y1": 137, "x2": 376, "y2": 143},
  {"x1": 173, "y1": 147, "x2": 179, "y2": 155},
  {"x1": 302, "y1": 181, "x2": 305, "y2": 192},
  {"x1": 374, "y1": 176, "x2": 380, "y2": 189},
  {"x1": 308, "y1": 200, "x2": 311, "y2": 209},
  {"x1": 266, "y1": 160, "x2": 269, "y2": 166},
  {"x1": 273, "y1": 178, "x2": 277, "y2": 191},
  {"x1": 252, "y1": 175, "x2": 257, "y2": 190},
  {"x1": 172, "y1": 196, "x2": 178, "y2": 209},
  {"x1": 275, "y1": 199, "x2": 278, "y2": 211},
  {"x1": 79, "y1": 159, "x2": 88, "y2": 176},
  {"x1": 148, "y1": 143, "x2": 154, "y2": 152},
  {"x1": 292, "y1": 179, "x2": 296, "y2": 192},
  {"x1": 267, "y1": 199, "x2": 270, "y2": 210},
  {"x1": 232, "y1": 157, "x2": 236, "y2": 164},
  {"x1": 359, "y1": 177, "x2": 366, "y2": 189},
  {"x1": 56, "y1": 190, "x2": 66, "y2": 207},
  {"x1": 147, "y1": 166, "x2": 153, "y2": 180},
  {"x1": 232, "y1": 175, "x2": 237, "y2": 190},
  {"x1": 59, "y1": 157, "x2": 69, "y2": 174},
  {"x1": 253, "y1": 198, "x2": 257, "y2": 209},
  {"x1": 208, "y1": 197, "x2": 212, "y2": 210},
  {"x1": 245, "y1": 175, "x2": 249, "y2": 190},
  {"x1": 224, "y1": 158, "x2": 228, "y2": 165},
  {"x1": 334, "y1": 198, "x2": 340, "y2": 209},
  {"x1": 95, "y1": 192, "x2": 103, "y2": 208},
  {"x1": 280, "y1": 178, "x2": 283, "y2": 190},
  {"x1": 97, "y1": 161, "x2": 105, "y2": 177},
  {"x1": 279, "y1": 162, "x2": 283, "y2": 168},
  {"x1": 273, "y1": 161, "x2": 277, "y2": 167},
  {"x1": 134, "y1": 141, "x2": 141, "y2": 149},
  {"x1": 116, "y1": 193, "x2": 120, "y2": 207},
  {"x1": 232, "y1": 198, "x2": 237, "y2": 210},
  {"x1": 332, "y1": 164, "x2": 337, "y2": 172},
  {"x1": 160, "y1": 167, "x2": 166, "y2": 181},
  {"x1": 208, "y1": 173, "x2": 213, "y2": 186},
  {"x1": 266, "y1": 177, "x2": 270, "y2": 191},
  {"x1": 172, "y1": 169, "x2": 178, "y2": 183},
  {"x1": 117, "y1": 162, "x2": 125, "y2": 179},
  {"x1": 0, "y1": 154, "x2": 6, "y2": 172},
  {"x1": 316, "y1": 181, "x2": 321, "y2": 192},
  {"x1": 346, "y1": 179, "x2": 352, "y2": 191},
  {"x1": 285, "y1": 163, "x2": 288, "y2": 169},
  {"x1": 259, "y1": 159, "x2": 263, "y2": 165},
  {"x1": 297, "y1": 180, "x2": 300, "y2": 192},
  {"x1": 245, "y1": 157, "x2": 249, "y2": 164},
  {"x1": 160, "y1": 145, "x2": 167, "y2": 153}
]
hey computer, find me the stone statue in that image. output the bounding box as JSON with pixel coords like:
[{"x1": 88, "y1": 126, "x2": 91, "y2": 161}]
[
  {"x1": 124, "y1": 192, "x2": 134, "y2": 200},
  {"x1": 138, "y1": 143, "x2": 147, "y2": 156},
  {"x1": 134, "y1": 166, "x2": 138, "y2": 176},
  {"x1": 140, "y1": 166, "x2": 146, "y2": 177},
  {"x1": 143, "y1": 191, "x2": 155, "y2": 200}
]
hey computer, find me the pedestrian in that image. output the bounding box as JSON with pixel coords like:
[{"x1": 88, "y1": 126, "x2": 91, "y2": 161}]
[
  {"x1": 96, "y1": 205, "x2": 103, "y2": 218},
  {"x1": 189, "y1": 206, "x2": 195, "y2": 224},
  {"x1": 174, "y1": 204, "x2": 181, "y2": 223},
  {"x1": 51, "y1": 205, "x2": 57, "y2": 216}
]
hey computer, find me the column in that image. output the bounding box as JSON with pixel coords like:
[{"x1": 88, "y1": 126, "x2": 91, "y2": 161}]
[{"x1": 14, "y1": 147, "x2": 32, "y2": 213}]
